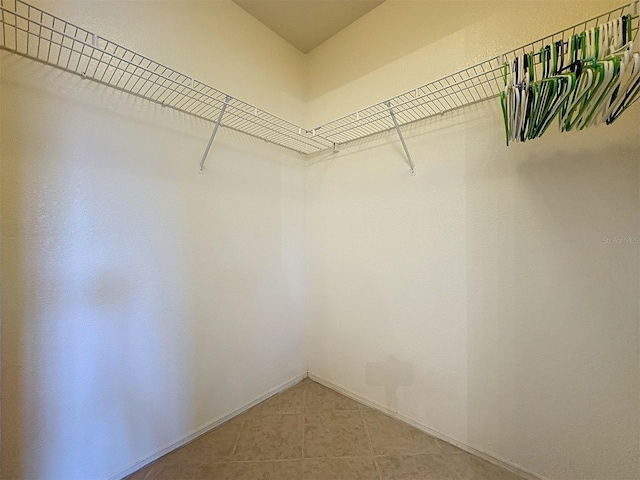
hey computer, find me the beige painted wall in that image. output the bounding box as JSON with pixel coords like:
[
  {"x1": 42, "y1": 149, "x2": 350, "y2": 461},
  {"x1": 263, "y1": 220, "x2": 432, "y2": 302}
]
[{"x1": 0, "y1": 2, "x2": 308, "y2": 478}]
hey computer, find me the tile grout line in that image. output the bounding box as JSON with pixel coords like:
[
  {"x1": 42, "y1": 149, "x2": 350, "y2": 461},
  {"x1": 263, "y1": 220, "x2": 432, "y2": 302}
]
[
  {"x1": 302, "y1": 383, "x2": 307, "y2": 480},
  {"x1": 359, "y1": 409, "x2": 383, "y2": 480},
  {"x1": 435, "y1": 440, "x2": 463, "y2": 480},
  {"x1": 230, "y1": 414, "x2": 248, "y2": 458},
  {"x1": 302, "y1": 384, "x2": 306, "y2": 459},
  {"x1": 138, "y1": 380, "x2": 499, "y2": 480},
  {"x1": 141, "y1": 464, "x2": 153, "y2": 480},
  {"x1": 204, "y1": 452, "x2": 460, "y2": 463},
  {"x1": 450, "y1": 454, "x2": 463, "y2": 480},
  {"x1": 310, "y1": 375, "x2": 531, "y2": 479}
]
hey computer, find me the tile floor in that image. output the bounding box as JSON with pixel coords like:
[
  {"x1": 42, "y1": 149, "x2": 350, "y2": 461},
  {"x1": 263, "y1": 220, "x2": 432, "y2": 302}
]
[{"x1": 126, "y1": 379, "x2": 523, "y2": 480}]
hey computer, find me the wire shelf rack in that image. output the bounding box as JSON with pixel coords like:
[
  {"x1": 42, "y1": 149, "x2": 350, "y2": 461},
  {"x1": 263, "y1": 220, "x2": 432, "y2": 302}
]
[
  {"x1": 0, "y1": 0, "x2": 638, "y2": 160},
  {"x1": 0, "y1": 0, "x2": 333, "y2": 155},
  {"x1": 314, "y1": 1, "x2": 639, "y2": 148}
]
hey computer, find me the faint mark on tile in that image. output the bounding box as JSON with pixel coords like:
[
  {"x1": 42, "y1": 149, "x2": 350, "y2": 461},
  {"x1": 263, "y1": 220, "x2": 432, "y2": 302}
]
[
  {"x1": 304, "y1": 410, "x2": 374, "y2": 458},
  {"x1": 303, "y1": 457, "x2": 379, "y2": 480},
  {"x1": 362, "y1": 410, "x2": 440, "y2": 456},
  {"x1": 249, "y1": 382, "x2": 304, "y2": 415},
  {"x1": 304, "y1": 381, "x2": 361, "y2": 412},
  {"x1": 365, "y1": 355, "x2": 413, "y2": 410},
  {"x1": 211, "y1": 460, "x2": 304, "y2": 480},
  {"x1": 435, "y1": 438, "x2": 467, "y2": 455},
  {"x1": 448, "y1": 452, "x2": 524, "y2": 480},
  {"x1": 376, "y1": 454, "x2": 456, "y2": 480},
  {"x1": 224, "y1": 411, "x2": 251, "y2": 428},
  {"x1": 157, "y1": 421, "x2": 244, "y2": 464},
  {"x1": 233, "y1": 414, "x2": 303, "y2": 461},
  {"x1": 144, "y1": 463, "x2": 214, "y2": 480}
]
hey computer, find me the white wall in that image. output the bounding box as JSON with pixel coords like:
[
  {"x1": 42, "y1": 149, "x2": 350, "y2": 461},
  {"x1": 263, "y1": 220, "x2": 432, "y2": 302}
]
[
  {"x1": 306, "y1": 86, "x2": 640, "y2": 480},
  {"x1": 0, "y1": 3, "x2": 308, "y2": 476}
]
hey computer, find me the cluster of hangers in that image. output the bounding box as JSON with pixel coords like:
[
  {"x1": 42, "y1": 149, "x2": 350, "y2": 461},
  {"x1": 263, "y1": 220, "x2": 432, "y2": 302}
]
[{"x1": 501, "y1": 14, "x2": 640, "y2": 145}]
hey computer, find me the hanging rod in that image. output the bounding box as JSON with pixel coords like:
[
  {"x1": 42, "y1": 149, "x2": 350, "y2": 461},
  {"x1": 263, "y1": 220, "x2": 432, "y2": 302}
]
[{"x1": 0, "y1": 0, "x2": 638, "y2": 163}]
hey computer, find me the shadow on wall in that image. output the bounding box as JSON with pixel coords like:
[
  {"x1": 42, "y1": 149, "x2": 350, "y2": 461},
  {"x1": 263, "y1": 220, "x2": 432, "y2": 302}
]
[
  {"x1": 3, "y1": 55, "x2": 308, "y2": 479},
  {"x1": 1, "y1": 98, "x2": 27, "y2": 479},
  {"x1": 464, "y1": 101, "x2": 640, "y2": 479},
  {"x1": 0, "y1": 66, "x2": 200, "y2": 479},
  {"x1": 306, "y1": 101, "x2": 483, "y2": 169}
]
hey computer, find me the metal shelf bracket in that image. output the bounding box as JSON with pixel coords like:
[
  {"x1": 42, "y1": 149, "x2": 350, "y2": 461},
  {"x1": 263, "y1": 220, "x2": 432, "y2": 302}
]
[
  {"x1": 385, "y1": 101, "x2": 416, "y2": 176},
  {"x1": 199, "y1": 95, "x2": 231, "y2": 174}
]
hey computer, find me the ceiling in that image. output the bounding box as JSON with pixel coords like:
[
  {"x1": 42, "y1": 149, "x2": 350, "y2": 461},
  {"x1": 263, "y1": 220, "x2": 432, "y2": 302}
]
[{"x1": 233, "y1": 0, "x2": 385, "y2": 54}]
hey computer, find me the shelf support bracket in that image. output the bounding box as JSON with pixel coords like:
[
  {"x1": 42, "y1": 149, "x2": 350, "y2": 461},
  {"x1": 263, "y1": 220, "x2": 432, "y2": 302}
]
[
  {"x1": 199, "y1": 95, "x2": 231, "y2": 174},
  {"x1": 385, "y1": 101, "x2": 416, "y2": 176}
]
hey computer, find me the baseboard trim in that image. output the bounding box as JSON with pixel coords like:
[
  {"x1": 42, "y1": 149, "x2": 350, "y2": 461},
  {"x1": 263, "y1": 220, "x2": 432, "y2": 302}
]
[
  {"x1": 106, "y1": 373, "x2": 307, "y2": 480},
  {"x1": 308, "y1": 372, "x2": 546, "y2": 480}
]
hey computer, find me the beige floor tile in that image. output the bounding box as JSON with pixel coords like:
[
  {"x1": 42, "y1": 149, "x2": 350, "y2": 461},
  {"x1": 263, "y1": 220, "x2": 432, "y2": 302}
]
[
  {"x1": 210, "y1": 460, "x2": 304, "y2": 480},
  {"x1": 449, "y1": 452, "x2": 523, "y2": 480},
  {"x1": 304, "y1": 410, "x2": 374, "y2": 458},
  {"x1": 376, "y1": 454, "x2": 455, "y2": 480},
  {"x1": 157, "y1": 421, "x2": 243, "y2": 464},
  {"x1": 144, "y1": 463, "x2": 215, "y2": 480},
  {"x1": 362, "y1": 410, "x2": 441, "y2": 456},
  {"x1": 250, "y1": 382, "x2": 305, "y2": 415},
  {"x1": 303, "y1": 457, "x2": 380, "y2": 480},
  {"x1": 126, "y1": 380, "x2": 524, "y2": 480},
  {"x1": 233, "y1": 413, "x2": 303, "y2": 461},
  {"x1": 304, "y1": 381, "x2": 361, "y2": 412}
]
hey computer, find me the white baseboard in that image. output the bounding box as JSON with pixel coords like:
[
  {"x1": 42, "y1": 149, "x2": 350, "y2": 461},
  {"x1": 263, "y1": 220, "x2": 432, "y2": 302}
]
[
  {"x1": 308, "y1": 372, "x2": 546, "y2": 480},
  {"x1": 107, "y1": 373, "x2": 307, "y2": 480}
]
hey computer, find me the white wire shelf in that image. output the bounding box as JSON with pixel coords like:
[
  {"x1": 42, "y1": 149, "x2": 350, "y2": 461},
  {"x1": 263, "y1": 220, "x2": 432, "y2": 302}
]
[
  {"x1": 0, "y1": 0, "x2": 333, "y2": 155},
  {"x1": 315, "y1": 2, "x2": 639, "y2": 148},
  {"x1": 1, "y1": 0, "x2": 638, "y2": 160}
]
